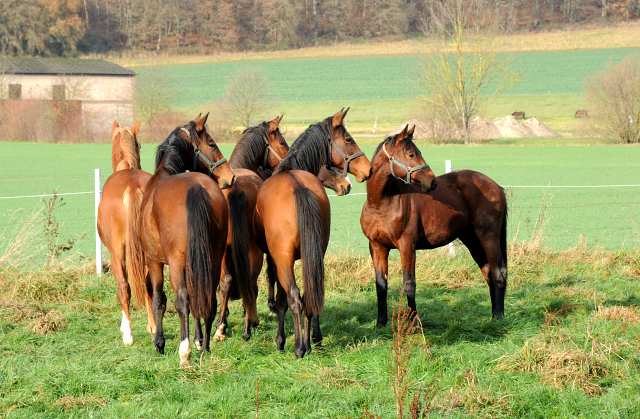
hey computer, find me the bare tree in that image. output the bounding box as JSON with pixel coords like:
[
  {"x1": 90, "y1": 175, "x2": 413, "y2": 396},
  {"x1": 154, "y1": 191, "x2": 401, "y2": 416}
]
[
  {"x1": 584, "y1": 54, "x2": 640, "y2": 144},
  {"x1": 222, "y1": 67, "x2": 274, "y2": 129},
  {"x1": 135, "y1": 67, "x2": 176, "y2": 124},
  {"x1": 415, "y1": 0, "x2": 519, "y2": 144}
]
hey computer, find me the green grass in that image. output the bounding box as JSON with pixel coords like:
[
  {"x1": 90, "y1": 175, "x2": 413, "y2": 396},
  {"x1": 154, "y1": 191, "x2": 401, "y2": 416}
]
[
  {"x1": 1, "y1": 142, "x2": 639, "y2": 265},
  {"x1": 1, "y1": 247, "x2": 639, "y2": 417},
  {"x1": 134, "y1": 48, "x2": 640, "y2": 135}
]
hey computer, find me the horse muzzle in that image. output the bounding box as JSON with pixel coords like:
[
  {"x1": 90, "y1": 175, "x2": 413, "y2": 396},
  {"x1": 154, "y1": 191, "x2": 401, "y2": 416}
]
[
  {"x1": 356, "y1": 168, "x2": 372, "y2": 183},
  {"x1": 422, "y1": 179, "x2": 437, "y2": 193},
  {"x1": 338, "y1": 184, "x2": 352, "y2": 196}
]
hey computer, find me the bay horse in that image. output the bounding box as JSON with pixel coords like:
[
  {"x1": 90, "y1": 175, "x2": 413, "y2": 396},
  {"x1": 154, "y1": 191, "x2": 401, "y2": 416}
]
[
  {"x1": 360, "y1": 125, "x2": 508, "y2": 327},
  {"x1": 213, "y1": 116, "x2": 354, "y2": 342},
  {"x1": 254, "y1": 108, "x2": 372, "y2": 358},
  {"x1": 97, "y1": 119, "x2": 156, "y2": 346},
  {"x1": 135, "y1": 113, "x2": 235, "y2": 365},
  {"x1": 575, "y1": 110, "x2": 588, "y2": 118},
  {"x1": 512, "y1": 111, "x2": 525, "y2": 120}
]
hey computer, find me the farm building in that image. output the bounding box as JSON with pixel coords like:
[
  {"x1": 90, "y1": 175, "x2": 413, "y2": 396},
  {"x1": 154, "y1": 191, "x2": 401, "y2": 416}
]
[{"x1": 0, "y1": 57, "x2": 135, "y2": 140}]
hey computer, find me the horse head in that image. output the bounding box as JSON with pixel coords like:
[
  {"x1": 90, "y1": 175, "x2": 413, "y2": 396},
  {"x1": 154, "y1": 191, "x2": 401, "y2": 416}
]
[
  {"x1": 377, "y1": 125, "x2": 437, "y2": 193},
  {"x1": 327, "y1": 108, "x2": 372, "y2": 183},
  {"x1": 264, "y1": 115, "x2": 289, "y2": 171},
  {"x1": 317, "y1": 166, "x2": 352, "y2": 196},
  {"x1": 112, "y1": 118, "x2": 142, "y2": 172},
  {"x1": 186, "y1": 113, "x2": 235, "y2": 189}
]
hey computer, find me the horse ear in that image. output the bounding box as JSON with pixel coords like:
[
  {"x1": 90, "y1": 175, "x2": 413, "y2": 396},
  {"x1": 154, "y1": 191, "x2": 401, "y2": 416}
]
[
  {"x1": 193, "y1": 113, "x2": 202, "y2": 123},
  {"x1": 332, "y1": 107, "x2": 349, "y2": 128},
  {"x1": 407, "y1": 125, "x2": 415, "y2": 139},
  {"x1": 269, "y1": 115, "x2": 283, "y2": 132},
  {"x1": 396, "y1": 124, "x2": 409, "y2": 146},
  {"x1": 131, "y1": 119, "x2": 141, "y2": 135},
  {"x1": 196, "y1": 112, "x2": 209, "y2": 131},
  {"x1": 112, "y1": 120, "x2": 119, "y2": 133}
]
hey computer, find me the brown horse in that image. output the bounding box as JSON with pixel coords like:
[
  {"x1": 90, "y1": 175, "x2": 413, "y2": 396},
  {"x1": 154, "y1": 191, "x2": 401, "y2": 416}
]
[
  {"x1": 254, "y1": 108, "x2": 372, "y2": 358},
  {"x1": 214, "y1": 116, "x2": 354, "y2": 343},
  {"x1": 135, "y1": 113, "x2": 235, "y2": 364},
  {"x1": 97, "y1": 119, "x2": 156, "y2": 346},
  {"x1": 512, "y1": 111, "x2": 525, "y2": 120},
  {"x1": 575, "y1": 110, "x2": 588, "y2": 118},
  {"x1": 360, "y1": 125, "x2": 508, "y2": 327}
]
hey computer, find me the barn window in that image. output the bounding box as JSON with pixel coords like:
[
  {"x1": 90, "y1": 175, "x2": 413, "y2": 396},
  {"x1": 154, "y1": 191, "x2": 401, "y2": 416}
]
[
  {"x1": 52, "y1": 84, "x2": 65, "y2": 101},
  {"x1": 8, "y1": 84, "x2": 21, "y2": 100}
]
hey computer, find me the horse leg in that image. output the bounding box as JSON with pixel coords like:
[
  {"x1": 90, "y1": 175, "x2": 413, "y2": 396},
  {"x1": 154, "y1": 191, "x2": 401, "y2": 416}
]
[
  {"x1": 275, "y1": 261, "x2": 305, "y2": 358},
  {"x1": 148, "y1": 260, "x2": 166, "y2": 354},
  {"x1": 169, "y1": 262, "x2": 191, "y2": 365},
  {"x1": 274, "y1": 281, "x2": 289, "y2": 351},
  {"x1": 266, "y1": 253, "x2": 278, "y2": 315},
  {"x1": 144, "y1": 271, "x2": 156, "y2": 336},
  {"x1": 312, "y1": 315, "x2": 322, "y2": 346},
  {"x1": 370, "y1": 241, "x2": 390, "y2": 327},
  {"x1": 214, "y1": 273, "x2": 232, "y2": 341},
  {"x1": 398, "y1": 239, "x2": 418, "y2": 318},
  {"x1": 242, "y1": 245, "x2": 263, "y2": 340},
  {"x1": 202, "y1": 316, "x2": 214, "y2": 352},
  {"x1": 193, "y1": 317, "x2": 203, "y2": 350},
  {"x1": 112, "y1": 249, "x2": 134, "y2": 346}
]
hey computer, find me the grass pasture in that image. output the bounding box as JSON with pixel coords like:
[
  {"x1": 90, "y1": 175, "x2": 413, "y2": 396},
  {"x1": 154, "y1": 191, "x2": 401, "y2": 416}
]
[{"x1": 1, "y1": 245, "x2": 639, "y2": 418}]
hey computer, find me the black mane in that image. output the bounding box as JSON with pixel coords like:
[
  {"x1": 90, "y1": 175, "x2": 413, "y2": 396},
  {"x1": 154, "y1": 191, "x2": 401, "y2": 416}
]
[
  {"x1": 229, "y1": 122, "x2": 270, "y2": 170},
  {"x1": 155, "y1": 121, "x2": 196, "y2": 174},
  {"x1": 277, "y1": 116, "x2": 336, "y2": 176}
]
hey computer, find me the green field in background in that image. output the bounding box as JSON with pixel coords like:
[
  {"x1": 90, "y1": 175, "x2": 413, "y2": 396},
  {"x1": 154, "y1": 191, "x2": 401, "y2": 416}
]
[{"x1": 1, "y1": 142, "x2": 638, "y2": 263}]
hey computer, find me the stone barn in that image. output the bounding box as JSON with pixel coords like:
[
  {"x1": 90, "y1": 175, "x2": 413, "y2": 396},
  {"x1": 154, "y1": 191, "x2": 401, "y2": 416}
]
[{"x1": 0, "y1": 57, "x2": 135, "y2": 140}]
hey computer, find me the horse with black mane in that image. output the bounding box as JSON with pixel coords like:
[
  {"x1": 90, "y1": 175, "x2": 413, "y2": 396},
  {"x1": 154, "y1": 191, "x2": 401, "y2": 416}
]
[
  {"x1": 135, "y1": 113, "x2": 235, "y2": 365},
  {"x1": 360, "y1": 125, "x2": 508, "y2": 327},
  {"x1": 254, "y1": 108, "x2": 372, "y2": 358}
]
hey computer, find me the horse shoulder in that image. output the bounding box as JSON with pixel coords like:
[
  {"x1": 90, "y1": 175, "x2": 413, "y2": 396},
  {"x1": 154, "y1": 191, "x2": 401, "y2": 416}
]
[{"x1": 361, "y1": 198, "x2": 408, "y2": 249}]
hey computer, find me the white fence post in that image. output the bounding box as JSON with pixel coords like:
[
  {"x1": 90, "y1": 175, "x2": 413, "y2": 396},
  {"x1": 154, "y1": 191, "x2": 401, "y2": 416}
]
[
  {"x1": 95, "y1": 169, "x2": 102, "y2": 275},
  {"x1": 445, "y1": 160, "x2": 455, "y2": 257}
]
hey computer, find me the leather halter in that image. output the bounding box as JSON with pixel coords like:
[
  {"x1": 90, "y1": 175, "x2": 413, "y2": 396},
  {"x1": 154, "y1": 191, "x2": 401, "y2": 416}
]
[
  {"x1": 328, "y1": 140, "x2": 365, "y2": 177},
  {"x1": 181, "y1": 126, "x2": 228, "y2": 178},
  {"x1": 382, "y1": 142, "x2": 430, "y2": 184},
  {"x1": 262, "y1": 135, "x2": 285, "y2": 169}
]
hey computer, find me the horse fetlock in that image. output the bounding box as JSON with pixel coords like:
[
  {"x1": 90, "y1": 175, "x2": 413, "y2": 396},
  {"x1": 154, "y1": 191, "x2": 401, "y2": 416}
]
[
  {"x1": 154, "y1": 337, "x2": 165, "y2": 355},
  {"x1": 195, "y1": 340, "x2": 203, "y2": 351},
  {"x1": 275, "y1": 334, "x2": 286, "y2": 351},
  {"x1": 242, "y1": 327, "x2": 251, "y2": 341},
  {"x1": 376, "y1": 316, "x2": 388, "y2": 328},
  {"x1": 179, "y1": 338, "x2": 191, "y2": 364},
  {"x1": 213, "y1": 325, "x2": 227, "y2": 341}
]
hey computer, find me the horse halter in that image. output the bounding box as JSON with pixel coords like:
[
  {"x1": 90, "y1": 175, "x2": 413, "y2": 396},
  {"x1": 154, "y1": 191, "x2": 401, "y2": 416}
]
[
  {"x1": 262, "y1": 135, "x2": 285, "y2": 169},
  {"x1": 382, "y1": 142, "x2": 430, "y2": 184},
  {"x1": 181, "y1": 126, "x2": 228, "y2": 178},
  {"x1": 328, "y1": 140, "x2": 365, "y2": 177}
]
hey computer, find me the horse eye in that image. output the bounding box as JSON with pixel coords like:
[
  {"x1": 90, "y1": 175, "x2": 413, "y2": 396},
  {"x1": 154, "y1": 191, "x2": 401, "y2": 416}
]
[
  {"x1": 409, "y1": 153, "x2": 415, "y2": 158},
  {"x1": 208, "y1": 142, "x2": 215, "y2": 148}
]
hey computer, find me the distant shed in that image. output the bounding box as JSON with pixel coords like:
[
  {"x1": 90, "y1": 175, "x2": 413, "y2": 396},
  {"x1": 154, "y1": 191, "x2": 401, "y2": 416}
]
[{"x1": 0, "y1": 57, "x2": 136, "y2": 137}]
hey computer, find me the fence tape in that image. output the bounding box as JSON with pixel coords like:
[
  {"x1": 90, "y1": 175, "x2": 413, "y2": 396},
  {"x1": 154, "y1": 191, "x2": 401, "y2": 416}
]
[{"x1": 0, "y1": 191, "x2": 94, "y2": 200}]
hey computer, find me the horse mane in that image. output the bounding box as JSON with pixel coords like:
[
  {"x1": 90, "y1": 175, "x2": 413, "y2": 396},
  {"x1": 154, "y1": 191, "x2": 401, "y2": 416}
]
[
  {"x1": 112, "y1": 128, "x2": 141, "y2": 171},
  {"x1": 155, "y1": 121, "x2": 196, "y2": 174},
  {"x1": 276, "y1": 116, "x2": 335, "y2": 176},
  {"x1": 372, "y1": 133, "x2": 414, "y2": 160},
  {"x1": 229, "y1": 122, "x2": 270, "y2": 170}
]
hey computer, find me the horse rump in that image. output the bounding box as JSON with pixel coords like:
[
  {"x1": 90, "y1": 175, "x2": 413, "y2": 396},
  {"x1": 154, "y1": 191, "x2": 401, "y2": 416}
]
[
  {"x1": 185, "y1": 185, "x2": 217, "y2": 319},
  {"x1": 294, "y1": 186, "x2": 325, "y2": 317}
]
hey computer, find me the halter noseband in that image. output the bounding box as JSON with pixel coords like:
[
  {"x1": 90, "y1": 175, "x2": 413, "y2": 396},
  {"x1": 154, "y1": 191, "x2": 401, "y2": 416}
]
[
  {"x1": 328, "y1": 140, "x2": 365, "y2": 177},
  {"x1": 262, "y1": 134, "x2": 285, "y2": 169},
  {"x1": 382, "y1": 142, "x2": 430, "y2": 184},
  {"x1": 181, "y1": 126, "x2": 228, "y2": 178}
]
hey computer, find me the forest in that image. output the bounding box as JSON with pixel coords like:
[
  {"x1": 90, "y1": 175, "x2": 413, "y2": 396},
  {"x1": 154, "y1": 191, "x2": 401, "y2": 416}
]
[{"x1": 1, "y1": 0, "x2": 639, "y2": 57}]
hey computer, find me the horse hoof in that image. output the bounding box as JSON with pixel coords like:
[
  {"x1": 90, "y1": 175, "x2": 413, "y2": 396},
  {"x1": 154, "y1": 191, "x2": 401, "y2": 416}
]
[
  {"x1": 242, "y1": 330, "x2": 251, "y2": 341},
  {"x1": 179, "y1": 339, "x2": 191, "y2": 364},
  {"x1": 213, "y1": 330, "x2": 227, "y2": 342},
  {"x1": 122, "y1": 334, "x2": 134, "y2": 346},
  {"x1": 294, "y1": 349, "x2": 306, "y2": 359},
  {"x1": 195, "y1": 341, "x2": 203, "y2": 351},
  {"x1": 147, "y1": 325, "x2": 156, "y2": 336}
]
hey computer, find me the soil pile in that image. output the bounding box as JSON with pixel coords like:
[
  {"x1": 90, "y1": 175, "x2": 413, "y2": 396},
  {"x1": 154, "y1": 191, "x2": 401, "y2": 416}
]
[
  {"x1": 522, "y1": 118, "x2": 561, "y2": 137},
  {"x1": 384, "y1": 119, "x2": 461, "y2": 140},
  {"x1": 493, "y1": 116, "x2": 535, "y2": 138},
  {"x1": 469, "y1": 117, "x2": 501, "y2": 139}
]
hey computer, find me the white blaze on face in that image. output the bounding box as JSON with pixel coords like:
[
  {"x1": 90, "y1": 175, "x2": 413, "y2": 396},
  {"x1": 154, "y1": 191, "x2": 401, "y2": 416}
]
[
  {"x1": 345, "y1": 174, "x2": 352, "y2": 186},
  {"x1": 121, "y1": 311, "x2": 133, "y2": 346}
]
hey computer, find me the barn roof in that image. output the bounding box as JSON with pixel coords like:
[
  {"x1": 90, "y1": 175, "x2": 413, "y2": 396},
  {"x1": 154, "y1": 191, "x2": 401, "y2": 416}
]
[{"x1": 0, "y1": 57, "x2": 135, "y2": 76}]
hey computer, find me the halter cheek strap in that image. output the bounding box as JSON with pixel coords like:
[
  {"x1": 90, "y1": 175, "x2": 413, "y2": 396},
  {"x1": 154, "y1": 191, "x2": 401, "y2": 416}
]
[
  {"x1": 262, "y1": 136, "x2": 284, "y2": 169},
  {"x1": 382, "y1": 143, "x2": 430, "y2": 184},
  {"x1": 182, "y1": 126, "x2": 228, "y2": 178},
  {"x1": 328, "y1": 141, "x2": 365, "y2": 177}
]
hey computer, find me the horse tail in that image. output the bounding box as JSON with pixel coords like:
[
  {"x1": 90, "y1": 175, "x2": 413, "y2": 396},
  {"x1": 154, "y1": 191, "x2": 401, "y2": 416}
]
[
  {"x1": 124, "y1": 186, "x2": 146, "y2": 309},
  {"x1": 185, "y1": 185, "x2": 216, "y2": 319},
  {"x1": 294, "y1": 186, "x2": 325, "y2": 316},
  {"x1": 501, "y1": 200, "x2": 508, "y2": 268},
  {"x1": 227, "y1": 187, "x2": 257, "y2": 320}
]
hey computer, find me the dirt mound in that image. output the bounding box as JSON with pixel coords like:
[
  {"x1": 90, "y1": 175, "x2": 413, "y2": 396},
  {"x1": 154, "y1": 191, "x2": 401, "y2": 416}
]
[
  {"x1": 493, "y1": 116, "x2": 535, "y2": 138},
  {"x1": 522, "y1": 118, "x2": 561, "y2": 137},
  {"x1": 470, "y1": 117, "x2": 501, "y2": 139},
  {"x1": 385, "y1": 119, "x2": 461, "y2": 140}
]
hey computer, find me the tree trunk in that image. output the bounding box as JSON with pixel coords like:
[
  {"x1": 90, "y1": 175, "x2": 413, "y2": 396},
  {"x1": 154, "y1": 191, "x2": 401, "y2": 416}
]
[
  {"x1": 601, "y1": 0, "x2": 606, "y2": 18},
  {"x1": 313, "y1": 0, "x2": 318, "y2": 45}
]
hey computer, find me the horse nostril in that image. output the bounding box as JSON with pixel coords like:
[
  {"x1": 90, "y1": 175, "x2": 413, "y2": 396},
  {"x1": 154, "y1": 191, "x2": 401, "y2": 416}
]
[{"x1": 431, "y1": 179, "x2": 438, "y2": 191}]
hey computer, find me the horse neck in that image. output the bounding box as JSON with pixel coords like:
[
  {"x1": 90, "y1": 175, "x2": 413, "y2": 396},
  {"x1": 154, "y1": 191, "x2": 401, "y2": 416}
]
[
  {"x1": 112, "y1": 130, "x2": 141, "y2": 172},
  {"x1": 229, "y1": 142, "x2": 263, "y2": 172},
  {"x1": 366, "y1": 162, "x2": 401, "y2": 205}
]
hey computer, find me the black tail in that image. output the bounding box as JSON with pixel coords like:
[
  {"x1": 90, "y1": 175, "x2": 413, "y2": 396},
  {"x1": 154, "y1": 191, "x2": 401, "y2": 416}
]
[
  {"x1": 501, "y1": 200, "x2": 508, "y2": 268},
  {"x1": 294, "y1": 186, "x2": 325, "y2": 316},
  {"x1": 227, "y1": 187, "x2": 257, "y2": 319},
  {"x1": 185, "y1": 185, "x2": 216, "y2": 319}
]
